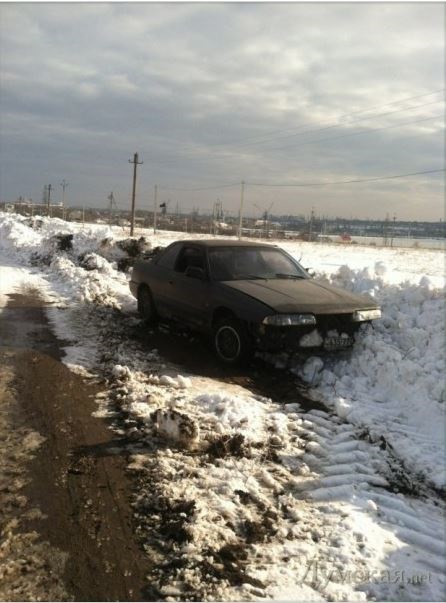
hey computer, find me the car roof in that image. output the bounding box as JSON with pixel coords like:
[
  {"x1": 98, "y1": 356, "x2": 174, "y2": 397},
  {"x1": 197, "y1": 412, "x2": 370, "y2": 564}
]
[{"x1": 171, "y1": 239, "x2": 277, "y2": 248}]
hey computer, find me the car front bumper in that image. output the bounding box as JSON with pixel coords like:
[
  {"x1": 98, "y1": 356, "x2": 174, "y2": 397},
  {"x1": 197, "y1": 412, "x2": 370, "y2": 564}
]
[{"x1": 252, "y1": 314, "x2": 364, "y2": 353}]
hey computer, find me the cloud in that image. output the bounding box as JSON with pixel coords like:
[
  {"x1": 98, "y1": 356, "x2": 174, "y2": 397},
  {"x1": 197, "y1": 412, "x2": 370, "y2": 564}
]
[{"x1": 0, "y1": 2, "x2": 444, "y2": 219}]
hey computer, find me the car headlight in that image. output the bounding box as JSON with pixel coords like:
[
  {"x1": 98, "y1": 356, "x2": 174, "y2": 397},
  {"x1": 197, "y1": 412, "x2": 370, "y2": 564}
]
[
  {"x1": 352, "y1": 308, "x2": 381, "y2": 322},
  {"x1": 262, "y1": 314, "x2": 317, "y2": 326}
]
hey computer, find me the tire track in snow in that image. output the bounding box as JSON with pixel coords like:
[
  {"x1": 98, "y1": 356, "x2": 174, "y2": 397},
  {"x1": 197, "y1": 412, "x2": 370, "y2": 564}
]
[{"x1": 292, "y1": 408, "x2": 446, "y2": 577}]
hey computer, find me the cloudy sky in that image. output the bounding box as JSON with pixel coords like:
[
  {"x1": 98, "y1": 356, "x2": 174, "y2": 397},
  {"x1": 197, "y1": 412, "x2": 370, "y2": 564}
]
[{"x1": 0, "y1": 2, "x2": 444, "y2": 220}]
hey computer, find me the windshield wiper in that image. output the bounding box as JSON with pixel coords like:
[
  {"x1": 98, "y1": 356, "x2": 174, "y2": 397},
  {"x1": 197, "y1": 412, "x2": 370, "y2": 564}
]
[
  {"x1": 236, "y1": 274, "x2": 268, "y2": 280},
  {"x1": 274, "y1": 273, "x2": 306, "y2": 279}
]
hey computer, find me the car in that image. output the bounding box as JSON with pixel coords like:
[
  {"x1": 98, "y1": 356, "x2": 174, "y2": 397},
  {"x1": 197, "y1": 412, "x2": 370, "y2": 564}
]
[{"x1": 129, "y1": 240, "x2": 381, "y2": 364}]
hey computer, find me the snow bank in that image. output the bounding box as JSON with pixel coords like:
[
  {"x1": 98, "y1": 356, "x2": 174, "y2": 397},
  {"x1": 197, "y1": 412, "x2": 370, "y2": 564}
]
[
  {"x1": 296, "y1": 265, "x2": 446, "y2": 488},
  {"x1": 0, "y1": 212, "x2": 134, "y2": 310}
]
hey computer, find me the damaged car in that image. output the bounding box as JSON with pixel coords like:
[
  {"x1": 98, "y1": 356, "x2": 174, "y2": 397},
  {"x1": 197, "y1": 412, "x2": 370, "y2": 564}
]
[{"x1": 130, "y1": 240, "x2": 381, "y2": 364}]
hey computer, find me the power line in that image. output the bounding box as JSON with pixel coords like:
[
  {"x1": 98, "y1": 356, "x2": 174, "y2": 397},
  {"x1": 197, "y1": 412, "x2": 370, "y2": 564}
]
[
  {"x1": 263, "y1": 114, "x2": 443, "y2": 153},
  {"x1": 145, "y1": 113, "x2": 443, "y2": 171},
  {"x1": 146, "y1": 88, "x2": 445, "y2": 163},
  {"x1": 219, "y1": 98, "x2": 443, "y2": 151},
  {"x1": 207, "y1": 88, "x2": 446, "y2": 149},
  {"x1": 152, "y1": 168, "x2": 444, "y2": 197},
  {"x1": 159, "y1": 182, "x2": 240, "y2": 192},
  {"x1": 247, "y1": 168, "x2": 445, "y2": 188},
  {"x1": 145, "y1": 106, "x2": 444, "y2": 171}
]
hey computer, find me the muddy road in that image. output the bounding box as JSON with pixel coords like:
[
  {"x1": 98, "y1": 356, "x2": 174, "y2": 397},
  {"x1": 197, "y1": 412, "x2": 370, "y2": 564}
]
[{"x1": 0, "y1": 290, "x2": 152, "y2": 601}]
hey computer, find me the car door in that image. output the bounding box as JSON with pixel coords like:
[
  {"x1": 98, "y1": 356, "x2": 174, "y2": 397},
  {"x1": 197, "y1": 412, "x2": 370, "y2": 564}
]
[
  {"x1": 170, "y1": 245, "x2": 212, "y2": 329},
  {"x1": 147, "y1": 242, "x2": 182, "y2": 320}
]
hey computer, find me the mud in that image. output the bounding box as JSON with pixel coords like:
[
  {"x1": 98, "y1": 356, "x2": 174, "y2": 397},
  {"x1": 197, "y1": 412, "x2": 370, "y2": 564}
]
[
  {"x1": 130, "y1": 319, "x2": 326, "y2": 413},
  {"x1": 0, "y1": 291, "x2": 152, "y2": 601},
  {"x1": 357, "y1": 427, "x2": 446, "y2": 501}
]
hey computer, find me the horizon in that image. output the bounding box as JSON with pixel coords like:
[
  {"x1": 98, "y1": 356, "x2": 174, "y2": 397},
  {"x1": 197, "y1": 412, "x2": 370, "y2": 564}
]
[{"x1": 2, "y1": 199, "x2": 445, "y2": 226}]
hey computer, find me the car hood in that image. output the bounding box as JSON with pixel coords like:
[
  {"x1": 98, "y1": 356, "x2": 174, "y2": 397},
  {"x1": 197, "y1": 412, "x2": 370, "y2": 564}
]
[{"x1": 223, "y1": 278, "x2": 378, "y2": 314}]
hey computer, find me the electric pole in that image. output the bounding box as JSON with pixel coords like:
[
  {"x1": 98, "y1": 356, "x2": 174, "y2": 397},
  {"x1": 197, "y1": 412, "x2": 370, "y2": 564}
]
[
  {"x1": 211, "y1": 201, "x2": 216, "y2": 235},
  {"x1": 153, "y1": 184, "x2": 158, "y2": 234},
  {"x1": 309, "y1": 207, "x2": 315, "y2": 241},
  {"x1": 128, "y1": 152, "x2": 143, "y2": 237},
  {"x1": 107, "y1": 192, "x2": 116, "y2": 226},
  {"x1": 60, "y1": 179, "x2": 68, "y2": 205},
  {"x1": 238, "y1": 180, "x2": 245, "y2": 240},
  {"x1": 254, "y1": 201, "x2": 273, "y2": 239},
  {"x1": 47, "y1": 184, "x2": 53, "y2": 216},
  {"x1": 384, "y1": 213, "x2": 390, "y2": 246},
  {"x1": 391, "y1": 214, "x2": 397, "y2": 247}
]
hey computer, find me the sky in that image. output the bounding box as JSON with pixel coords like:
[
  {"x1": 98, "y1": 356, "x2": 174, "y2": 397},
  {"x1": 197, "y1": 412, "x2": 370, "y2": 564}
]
[{"x1": 0, "y1": 2, "x2": 444, "y2": 220}]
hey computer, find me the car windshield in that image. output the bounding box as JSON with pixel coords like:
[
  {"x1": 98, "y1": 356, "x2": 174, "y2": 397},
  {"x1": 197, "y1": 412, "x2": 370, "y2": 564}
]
[{"x1": 208, "y1": 246, "x2": 309, "y2": 281}]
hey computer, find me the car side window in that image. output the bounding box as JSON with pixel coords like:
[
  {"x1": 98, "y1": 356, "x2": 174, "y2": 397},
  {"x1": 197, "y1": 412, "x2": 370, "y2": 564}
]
[
  {"x1": 175, "y1": 247, "x2": 205, "y2": 273},
  {"x1": 156, "y1": 243, "x2": 181, "y2": 270}
]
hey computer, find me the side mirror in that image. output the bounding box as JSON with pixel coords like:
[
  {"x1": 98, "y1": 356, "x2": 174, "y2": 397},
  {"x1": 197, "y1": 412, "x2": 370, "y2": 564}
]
[
  {"x1": 306, "y1": 267, "x2": 316, "y2": 277},
  {"x1": 185, "y1": 266, "x2": 206, "y2": 280}
]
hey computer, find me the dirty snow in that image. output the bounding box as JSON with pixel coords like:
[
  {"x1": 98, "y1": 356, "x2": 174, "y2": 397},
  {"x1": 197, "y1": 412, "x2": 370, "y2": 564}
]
[{"x1": 0, "y1": 211, "x2": 445, "y2": 601}]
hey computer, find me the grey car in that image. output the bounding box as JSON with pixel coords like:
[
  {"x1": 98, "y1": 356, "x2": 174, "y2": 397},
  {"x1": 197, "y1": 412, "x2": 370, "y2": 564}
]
[{"x1": 129, "y1": 240, "x2": 381, "y2": 364}]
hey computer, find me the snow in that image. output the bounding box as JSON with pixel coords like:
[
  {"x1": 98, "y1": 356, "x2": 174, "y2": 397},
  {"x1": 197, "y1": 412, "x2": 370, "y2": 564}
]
[
  {"x1": 294, "y1": 265, "x2": 446, "y2": 489},
  {"x1": 299, "y1": 328, "x2": 324, "y2": 347},
  {"x1": 0, "y1": 211, "x2": 445, "y2": 601},
  {"x1": 0, "y1": 257, "x2": 45, "y2": 311}
]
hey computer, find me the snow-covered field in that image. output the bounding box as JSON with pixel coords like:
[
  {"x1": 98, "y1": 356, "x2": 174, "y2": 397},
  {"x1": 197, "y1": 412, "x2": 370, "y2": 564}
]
[{"x1": 1, "y1": 211, "x2": 445, "y2": 601}]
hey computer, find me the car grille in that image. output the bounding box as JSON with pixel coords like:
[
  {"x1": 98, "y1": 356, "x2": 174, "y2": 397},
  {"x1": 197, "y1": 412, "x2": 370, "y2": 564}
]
[{"x1": 316, "y1": 313, "x2": 356, "y2": 336}]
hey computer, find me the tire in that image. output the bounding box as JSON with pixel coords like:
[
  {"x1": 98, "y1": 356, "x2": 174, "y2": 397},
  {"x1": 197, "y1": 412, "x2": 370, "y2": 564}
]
[
  {"x1": 137, "y1": 285, "x2": 157, "y2": 324},
  {"x1": 213, "y1": 316, "x2": 253, "y2": 365}
]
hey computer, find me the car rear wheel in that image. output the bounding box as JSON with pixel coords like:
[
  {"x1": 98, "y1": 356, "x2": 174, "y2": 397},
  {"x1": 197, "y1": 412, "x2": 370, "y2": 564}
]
[
  {"x1": 137, "y1": 285, "x2": 157, "y2": 324},
  {"x1": 213, "y1": 317, "x2": 252, "y2": 365}
]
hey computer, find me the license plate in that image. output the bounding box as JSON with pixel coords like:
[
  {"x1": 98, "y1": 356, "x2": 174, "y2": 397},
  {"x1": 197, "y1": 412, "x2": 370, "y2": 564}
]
[{"x1": 324, "y1": 336, "x2": 353, "y2": 350}]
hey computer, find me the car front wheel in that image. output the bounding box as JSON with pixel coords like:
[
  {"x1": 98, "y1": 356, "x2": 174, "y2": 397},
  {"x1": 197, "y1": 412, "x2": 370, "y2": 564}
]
[
  {"x1": 213, "y1": 317, "x2": 252, "y2": 365},
  {"x1": 137, "y1": 285, "x2": 157, "y2": 324}
]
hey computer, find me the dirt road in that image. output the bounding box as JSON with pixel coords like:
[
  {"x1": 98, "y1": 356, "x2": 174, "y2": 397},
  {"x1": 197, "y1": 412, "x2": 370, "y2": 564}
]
[
  {"x1": 0, "y1": 287, "x2": 318, "y2": 601},
  {"x1": 0, "y1": 290, "x2": 152, "y2": 601}
]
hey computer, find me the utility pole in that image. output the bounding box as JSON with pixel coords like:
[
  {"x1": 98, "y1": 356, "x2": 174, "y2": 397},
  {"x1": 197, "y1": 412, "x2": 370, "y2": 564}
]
[
  {"x1": 391, "y1": 214, "x2": 397, "y2": 247},
  {"x1": 60, "y1": 180, "x2": 68, "y2": 220},
  {"x1": 384, "y1": 213, "x2": 390, "y2": 246},
  {"x1": 153, "y1": 184, "x2": 158, "y2": 234},
  {"x1": 60, "y1": 179, "x2": 68, "y2": 204},
  {"x1": 107, "y1": 192, "x2": 115, "y2": 226},
  {"x1": 213, "y1": 198, "x2": 222, "y2": 235},
  {"x1": 238, "y1": 180, "x2": 245, "y2": 240},
  {"x1": 128, "y1": 152, "x2": 143, "y2": 237},
  {"x1": 211, "y1": 201, "x2": 216, "y2": 235},
  {"x1": 263, "y1": 210, "x2": 268, "y2": 238},
  {"x1": 47, "y1": 184, "x2": 53, "y2": 215},
  {"x1": 254, "y1": 202, "x2": 273, "y2": 239}
]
